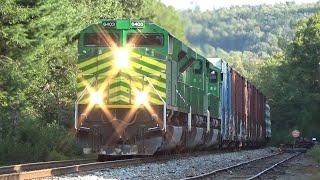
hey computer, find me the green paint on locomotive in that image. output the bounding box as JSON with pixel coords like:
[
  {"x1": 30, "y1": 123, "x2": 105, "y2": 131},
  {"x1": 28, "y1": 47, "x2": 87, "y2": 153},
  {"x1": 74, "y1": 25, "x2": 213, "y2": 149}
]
[
  {"x1": 167, "y1": 35, "x2": 221, "y2": 117},
  {"x1": 77, "y1": 20, "x2": 168, "y2": 105},
  {"x1": 77, "y1": 19, "x2": 221, "y2": 117}
]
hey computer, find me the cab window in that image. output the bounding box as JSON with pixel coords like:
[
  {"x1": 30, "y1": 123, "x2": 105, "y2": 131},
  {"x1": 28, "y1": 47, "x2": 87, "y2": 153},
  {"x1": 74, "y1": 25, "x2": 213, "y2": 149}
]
[
  {"x1": 84, "y1": 32, "x2": 120, "y2": 47},
  {"x1": 194, "y1": 61, "x2": 203, "y2": 74},
  {"x1": 210, "y1": 71, "x2": 217, "y2": 83},
  {"x1": 127, "y1": 33, "x2": 164, "y2": 47}
]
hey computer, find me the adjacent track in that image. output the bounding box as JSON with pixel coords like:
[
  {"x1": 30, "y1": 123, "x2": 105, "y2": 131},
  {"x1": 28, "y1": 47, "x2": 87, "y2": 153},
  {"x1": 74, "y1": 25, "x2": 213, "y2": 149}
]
[
  {"x1": 0, "y1": 159, "x2": 95, "y2": 175},
  {"x1": 183, "y1": 152, "x2": 301, "y2": 180},
  {"x1": 0, "y1": 156, "x2": 169, "y2": 180}
]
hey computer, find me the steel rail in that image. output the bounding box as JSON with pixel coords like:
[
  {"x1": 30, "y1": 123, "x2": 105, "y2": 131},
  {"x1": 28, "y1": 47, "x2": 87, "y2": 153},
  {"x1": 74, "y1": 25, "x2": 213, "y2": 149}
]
[
  {"x1": 0, "y1": 159, "x2": 95, "y2": 175},
  {"x1": 0, "y1": 156, "x2": 169, "y2": 180},
  {"x1": 181, "y1": 152, "x2": 282, "y2": 180},
  {"x1": 247, "y1": 152, "x2": 301, "y2": 180}
]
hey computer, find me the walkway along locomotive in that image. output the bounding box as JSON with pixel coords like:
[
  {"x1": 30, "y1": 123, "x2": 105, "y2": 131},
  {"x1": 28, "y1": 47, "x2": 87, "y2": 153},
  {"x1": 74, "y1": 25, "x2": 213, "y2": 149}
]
[{"x1": 74, "y1": 19, "x2": 271, "y2": 156}]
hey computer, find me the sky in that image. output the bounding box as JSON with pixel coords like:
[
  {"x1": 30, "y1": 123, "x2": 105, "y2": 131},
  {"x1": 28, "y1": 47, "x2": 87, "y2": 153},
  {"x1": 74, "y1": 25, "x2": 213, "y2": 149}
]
[{"x1": 160, "y1": 0, "x2": 319, "y2": 11}]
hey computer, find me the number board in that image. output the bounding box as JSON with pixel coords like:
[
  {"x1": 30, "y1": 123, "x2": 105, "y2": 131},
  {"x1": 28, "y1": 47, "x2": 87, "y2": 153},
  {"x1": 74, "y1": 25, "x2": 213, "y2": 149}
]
[
  {"x1": 131, "y1": 21, "x2": 144, "y2": 28},
  {"x1": 102, "y1": 21, "x2": 116, "y2": 28}
]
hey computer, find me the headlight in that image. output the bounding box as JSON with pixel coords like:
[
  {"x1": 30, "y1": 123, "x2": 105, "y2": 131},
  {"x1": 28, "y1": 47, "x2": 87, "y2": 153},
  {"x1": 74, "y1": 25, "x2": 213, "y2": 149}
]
[
  {"x1": 115, "y1": 48, "x2": 129, "y2": 69},
  {"x1": 90, "y1": 91, "x2": 103, "y2": 105},
  {"x1": 135, "y1": 90, "x2": 148, "y2": 105}
]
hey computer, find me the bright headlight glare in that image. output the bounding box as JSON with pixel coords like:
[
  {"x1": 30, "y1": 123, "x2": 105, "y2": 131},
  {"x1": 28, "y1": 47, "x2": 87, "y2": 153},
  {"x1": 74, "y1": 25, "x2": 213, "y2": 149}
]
[
  {"x1": 135, "y1": 91, "x2": 148, "y2": 105},
  {"x1": 115, "y1": 48, "x2": 129, "y2": 69},
  {"x1": 90, "y1": 91, "x2": 103, "y2": 105}
]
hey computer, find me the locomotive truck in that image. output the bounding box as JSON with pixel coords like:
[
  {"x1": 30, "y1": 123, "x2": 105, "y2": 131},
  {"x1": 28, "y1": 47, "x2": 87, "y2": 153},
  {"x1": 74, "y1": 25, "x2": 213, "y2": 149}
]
[{"x1": 75, "y1": 19, "x2": 271, "y2": 157}]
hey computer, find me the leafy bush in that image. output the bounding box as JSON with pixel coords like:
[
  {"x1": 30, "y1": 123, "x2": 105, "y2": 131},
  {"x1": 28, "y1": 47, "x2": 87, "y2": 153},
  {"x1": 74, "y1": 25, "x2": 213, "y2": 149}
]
[
  {"x1": 307, "y1": 145, "x2": 320, "y2": 163},
  {"x1": 47, "y1": 150, "x2": 68, "y2": 161},
  {"x1": 55, "y1": 131, "x2": 83, "y2": 157},
  {"x1": 0, "y1": 121, "x2": 82, "y2": 165}
]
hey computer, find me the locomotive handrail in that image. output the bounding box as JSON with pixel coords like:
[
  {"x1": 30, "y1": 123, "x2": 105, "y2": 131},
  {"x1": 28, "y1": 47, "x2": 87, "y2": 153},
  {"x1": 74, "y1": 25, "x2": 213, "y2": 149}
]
[
  {"x1": 145, "y1": 77, "x2": 167, "y2": 132},
  {"x1": 74, "y1": 79, "x2": 94, "y2": 130},
  {"x1": 188, "y1": 106, "x2": 192, "y2": 131},
  {"x1": 207, "y1": 109, "x2": 210, "y2": 133},
  {"x1": 175, "y1": 82, "x2": 192, "y2": 131},
  {"x1": 176, "y1": 82, "x2": 191, "y2": 112},
  {"x1": 175, "y1": 89, "x2": 188, "y2": 107}
]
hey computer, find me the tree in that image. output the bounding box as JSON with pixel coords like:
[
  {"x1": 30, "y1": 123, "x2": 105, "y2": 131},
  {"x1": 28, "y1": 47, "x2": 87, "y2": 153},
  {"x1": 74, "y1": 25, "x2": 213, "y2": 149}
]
[{"x1": 252, "y1": 13, "x2": 320, "y2": 143}]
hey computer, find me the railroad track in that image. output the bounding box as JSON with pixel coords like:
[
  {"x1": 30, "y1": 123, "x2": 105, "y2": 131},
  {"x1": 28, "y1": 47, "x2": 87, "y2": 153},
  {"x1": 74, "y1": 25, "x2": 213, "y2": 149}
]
[
  {"x1": 183, "y1": 152, "x2": 301, "y2": 180},
  {"x1": 0, "y1": 159, "x2": 95, "y2": 179},
  {"x1": 0, "y1": 159, "x2": 95, "y2": 175},
  {"x1": 0, "y1": 151, "x2": 209, "y2": 180},
  {"x1": 0, "y1": 156, "x2": 172, "y2": 180}
]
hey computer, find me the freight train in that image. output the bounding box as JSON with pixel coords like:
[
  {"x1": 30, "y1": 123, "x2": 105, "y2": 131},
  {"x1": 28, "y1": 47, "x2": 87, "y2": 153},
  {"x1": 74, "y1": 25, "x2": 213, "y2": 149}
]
[{"x1": 75, "y1": 19, "x2": 271, "y2": 156}]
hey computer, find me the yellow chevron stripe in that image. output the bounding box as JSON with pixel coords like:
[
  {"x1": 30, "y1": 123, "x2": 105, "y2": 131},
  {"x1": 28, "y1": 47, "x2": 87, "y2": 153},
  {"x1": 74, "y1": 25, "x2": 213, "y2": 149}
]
[
  {"x1": 78, "y1": 67, "x2": 165, "y2": 85},
  {"x1": 77, "y1": 78, "x2": 166, "y2": 98},
  {"x1": 130, "y1": 61, "x2": 166, "y2": 78},
  {"x1": 78, "y1": 94, "x2": 163, "y2": 105},
  {"x1": 78, "y1": 51, "x2": 166, "y2": 72},
  {"x1": 78, "y1": 51, "x2": 113, "y2": 68},
  {"x1": 77, "y1": 57, "x2": 166, "y2": 87},
  {"x1": 77, "y1": 51, "x2": 167, "y2": 102},
  {"x1": 76, "y1": 75, "x2": 105, "y2": 89},
  {"x1": 77, "y1": 73, "x2": 89, "y2": 79},
  {"x1": 109, "y1": 87, "x2": 130, "y2": 95},
  {"x1": 108, "y1": 89, "x2": 165, "y2": 102},
  {"x1": 79, "y1": 96, "x2": 90, "y2": 104},
  {"x1": 125, "y1": 70, "x2": 166, "y2": 90},
  {"x1": 109, "y1": 95, "x2": 130, "y2": 102},
  {"x1": 77, "y1": 72, "x2": 109, "y2": 81},
  {"x1": 130, "y1": 52, "x2": 166, "y2": 69},
  {"x1": 109, "y1": 83, "x2": 166, "y2": 98},
  {"x1": 149, "y1": 97, "x2": 163, "y2": 104},
  {"x1": 80, "y1": 61, "x2": 113, "y2": 75},
  {"x1": 109, "y1": 94, "x2": 163, "y2": 105},
  {"x1": 109, "y1": 78, "x2": 144, "y2": 88}
]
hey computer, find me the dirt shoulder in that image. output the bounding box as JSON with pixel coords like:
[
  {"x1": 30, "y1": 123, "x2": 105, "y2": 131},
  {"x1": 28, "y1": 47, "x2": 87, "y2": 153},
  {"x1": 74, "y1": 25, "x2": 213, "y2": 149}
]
[{"x1": 275, "y1": 154, "x2": 320, "y2": 180}]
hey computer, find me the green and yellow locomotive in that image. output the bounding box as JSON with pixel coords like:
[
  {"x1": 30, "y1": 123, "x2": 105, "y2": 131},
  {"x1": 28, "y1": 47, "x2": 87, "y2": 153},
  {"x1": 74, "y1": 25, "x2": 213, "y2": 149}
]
[{"x1": 75, "y1": 19, "x2": 270, "y2": 156}]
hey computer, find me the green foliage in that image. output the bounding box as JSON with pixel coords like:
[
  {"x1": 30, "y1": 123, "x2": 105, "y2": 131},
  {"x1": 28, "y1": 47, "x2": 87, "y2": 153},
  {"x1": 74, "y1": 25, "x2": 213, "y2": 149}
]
[
  {"x1": 0, "y1": 121, "x2": 81, "y2": 165},
  {"x1": 307, "y1": 145, "x2": 320, "y2": 163},
  {"x1": 0, "y1": 0, "x2": 34, "y2": 57},
  {"x1": 182, "y1": 2, "x2": 320, "y2": 57},
  {"x1": 252, "y1": 13, "x2": 320, "y2": 144}
]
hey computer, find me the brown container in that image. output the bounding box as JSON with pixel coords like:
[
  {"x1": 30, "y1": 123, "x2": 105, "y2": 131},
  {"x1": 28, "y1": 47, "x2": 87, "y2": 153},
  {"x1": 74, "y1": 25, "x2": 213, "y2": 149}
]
[{"x1": 230, "y1": 68, "x2": 267, "y2": 143}]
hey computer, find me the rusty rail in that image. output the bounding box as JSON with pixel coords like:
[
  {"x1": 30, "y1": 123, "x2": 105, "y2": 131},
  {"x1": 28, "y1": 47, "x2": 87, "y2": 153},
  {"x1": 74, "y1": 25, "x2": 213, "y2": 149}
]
[
  {"x1": 0, "y1": 156, "x2": 170, "y2": 180},
  {"x1": 182, "y1": 153, "x2": 282, "y2": 180}
]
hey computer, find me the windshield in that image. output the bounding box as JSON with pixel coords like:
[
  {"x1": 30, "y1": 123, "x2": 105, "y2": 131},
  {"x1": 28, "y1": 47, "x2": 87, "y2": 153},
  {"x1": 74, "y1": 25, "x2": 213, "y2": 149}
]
[
  {"x1": 84, "y1": 32, "x2": 120, "y2": 47},
  {"x1": 127, "y1": 33, "x2": 164, "y2": 47}
]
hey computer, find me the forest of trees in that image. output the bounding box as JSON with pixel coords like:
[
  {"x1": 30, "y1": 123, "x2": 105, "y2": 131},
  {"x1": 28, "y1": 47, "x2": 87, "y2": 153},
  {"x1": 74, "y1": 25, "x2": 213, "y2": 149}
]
[
  {"x1": 0, "y1": 0, "x2": 319, "y2": 164},
  {"x1": 182, "y1": 3, "x2": 320, "y2": 143},
  {"x1": 253, "y1": 13, "x2": 320, "y2": 143},
  {"x1": 182, "y1": 2, "x2": 320, "y2": 58}
]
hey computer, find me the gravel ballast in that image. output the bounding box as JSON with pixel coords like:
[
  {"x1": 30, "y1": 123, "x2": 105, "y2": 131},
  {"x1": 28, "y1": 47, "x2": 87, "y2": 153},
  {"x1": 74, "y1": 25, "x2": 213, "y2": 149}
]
[{"x1": 59, "y1": 147, "x2": 277, "y2": 180}]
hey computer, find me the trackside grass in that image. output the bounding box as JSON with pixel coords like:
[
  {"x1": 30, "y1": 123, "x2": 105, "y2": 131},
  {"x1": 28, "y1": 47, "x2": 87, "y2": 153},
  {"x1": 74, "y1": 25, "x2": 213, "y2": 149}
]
[{"x1": 307, "y1": 145, "x2": 320, "y2": 163}]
